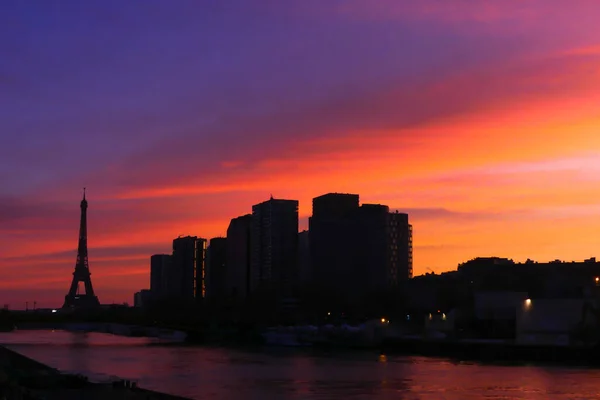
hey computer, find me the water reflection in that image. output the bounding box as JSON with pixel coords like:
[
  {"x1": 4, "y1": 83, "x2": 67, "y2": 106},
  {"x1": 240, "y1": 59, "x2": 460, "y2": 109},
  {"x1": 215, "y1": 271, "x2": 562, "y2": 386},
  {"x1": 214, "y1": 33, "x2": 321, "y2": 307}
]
[
  {"x1": 68, "y1": 331, "x2": 90, "y2": 374},
  {"x1": 2, "y1": 330, "x2": 600, "y2": 400}
]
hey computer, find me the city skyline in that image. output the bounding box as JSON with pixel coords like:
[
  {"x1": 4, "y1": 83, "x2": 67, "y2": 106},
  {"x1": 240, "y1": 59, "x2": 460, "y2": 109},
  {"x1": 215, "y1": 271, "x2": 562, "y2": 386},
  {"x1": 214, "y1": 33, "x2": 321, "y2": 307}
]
[{"x1": 2, "y1": 1, "x2": 600, "y2": 306}]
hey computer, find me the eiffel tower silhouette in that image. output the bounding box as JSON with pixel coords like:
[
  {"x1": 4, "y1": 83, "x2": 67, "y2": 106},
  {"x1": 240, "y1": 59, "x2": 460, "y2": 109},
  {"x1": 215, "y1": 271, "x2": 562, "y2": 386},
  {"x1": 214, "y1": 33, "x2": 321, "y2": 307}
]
[{"x1": 62, "y1": 188, "x2": 100, "y2": 309}]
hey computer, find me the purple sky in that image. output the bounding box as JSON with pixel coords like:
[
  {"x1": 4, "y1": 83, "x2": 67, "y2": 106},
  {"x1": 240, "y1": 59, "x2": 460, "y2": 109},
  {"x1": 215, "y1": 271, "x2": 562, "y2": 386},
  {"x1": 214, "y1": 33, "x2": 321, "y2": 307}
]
[{"x1": 2, "y1": 1, "x2": 600, "y2": 307}]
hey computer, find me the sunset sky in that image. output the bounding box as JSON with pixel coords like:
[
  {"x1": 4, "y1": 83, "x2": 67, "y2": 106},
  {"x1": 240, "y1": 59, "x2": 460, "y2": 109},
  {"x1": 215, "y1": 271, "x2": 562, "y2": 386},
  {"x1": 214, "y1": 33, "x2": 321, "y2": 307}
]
[{"x1": 1, "y1": 1, "x2": 600, "y2": 308}]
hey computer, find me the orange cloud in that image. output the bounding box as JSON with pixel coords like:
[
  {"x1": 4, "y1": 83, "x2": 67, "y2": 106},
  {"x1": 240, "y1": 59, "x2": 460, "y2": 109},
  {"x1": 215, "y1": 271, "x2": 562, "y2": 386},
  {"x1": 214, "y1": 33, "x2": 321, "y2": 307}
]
[{"x1": 3, "y1": 31, "x2": 600, "y2": 307}]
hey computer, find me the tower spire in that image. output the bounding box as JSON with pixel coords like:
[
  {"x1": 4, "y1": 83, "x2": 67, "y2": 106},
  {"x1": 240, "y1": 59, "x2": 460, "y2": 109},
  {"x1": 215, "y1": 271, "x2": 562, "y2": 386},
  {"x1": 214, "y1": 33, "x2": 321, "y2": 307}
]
[{"x1": 63, "y1": 190, "x2": 100, "y2": 309}]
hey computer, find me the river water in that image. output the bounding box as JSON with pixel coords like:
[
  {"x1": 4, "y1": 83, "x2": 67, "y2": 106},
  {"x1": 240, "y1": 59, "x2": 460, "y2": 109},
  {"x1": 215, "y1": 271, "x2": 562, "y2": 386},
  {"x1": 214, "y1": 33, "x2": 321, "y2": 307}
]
[{"x1": 1, "y1": 330, "x2": 600, "y2": 399}]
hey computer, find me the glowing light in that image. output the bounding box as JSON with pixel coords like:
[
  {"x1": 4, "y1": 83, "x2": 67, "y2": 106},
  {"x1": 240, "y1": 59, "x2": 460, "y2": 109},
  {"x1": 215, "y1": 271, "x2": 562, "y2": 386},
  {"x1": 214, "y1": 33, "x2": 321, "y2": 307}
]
[
  {"x1": 51, "y1": 309, "x2": 57, "y2": 313},
  {"x1": 595, "y1": 277, "x2": 599, "y2": 283},
  {"x1": 381, "y1": 318, "x2": 386, "y2": 324},
  {"x1": 524, "y1": 299, "x2": 532, "y2": 309}
]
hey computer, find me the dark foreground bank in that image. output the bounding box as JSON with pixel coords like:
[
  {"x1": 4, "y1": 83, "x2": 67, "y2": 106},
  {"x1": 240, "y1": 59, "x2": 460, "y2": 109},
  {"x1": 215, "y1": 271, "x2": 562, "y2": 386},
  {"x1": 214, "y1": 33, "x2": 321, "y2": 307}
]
[{"x1": 0, "y1": 345, "x2": 191, "y2": 400}]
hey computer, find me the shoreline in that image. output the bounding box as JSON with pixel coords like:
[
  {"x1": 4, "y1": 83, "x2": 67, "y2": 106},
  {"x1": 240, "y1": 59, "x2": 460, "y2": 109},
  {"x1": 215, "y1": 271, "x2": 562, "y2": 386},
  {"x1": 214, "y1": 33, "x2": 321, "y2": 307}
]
[
  {"x1": 380, "y1": 336, "x2": 600, "y2": 368},
  {"x1": 0, "y1": 344, "x2": 192, "y2": 400},
  {"x1": 185, "y1": 330, "x2": 600, "y2": 369}
]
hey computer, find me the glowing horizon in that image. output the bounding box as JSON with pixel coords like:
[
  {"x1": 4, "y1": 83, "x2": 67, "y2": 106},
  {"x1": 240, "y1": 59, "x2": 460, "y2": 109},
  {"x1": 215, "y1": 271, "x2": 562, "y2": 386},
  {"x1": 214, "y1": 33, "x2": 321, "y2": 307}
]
[{"x1": 1, "y1": 1, "x2": 600, "y2": 307}]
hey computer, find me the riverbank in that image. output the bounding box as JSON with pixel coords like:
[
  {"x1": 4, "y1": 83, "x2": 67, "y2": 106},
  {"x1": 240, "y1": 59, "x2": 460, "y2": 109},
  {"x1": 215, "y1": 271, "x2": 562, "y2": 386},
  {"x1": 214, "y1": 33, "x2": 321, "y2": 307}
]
[
  {"x1": 195, "y1": 326, "x2": 600, "y2": 368},
  {"x1": 381, "y1": 336, "x2": 600, "y2": 367},
  {"x1": 0, "y1": 345, "x2": 192, "y2": 399}
]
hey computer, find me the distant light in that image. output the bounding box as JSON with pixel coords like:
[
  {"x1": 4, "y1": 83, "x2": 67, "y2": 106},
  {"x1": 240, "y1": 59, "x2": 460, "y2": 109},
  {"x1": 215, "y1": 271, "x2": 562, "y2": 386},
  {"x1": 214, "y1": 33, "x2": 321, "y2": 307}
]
[
  {"x1": 442, "y1": 313, "x2": 447, "y2": 321},
  {"x1": 595, "y1": 277, "x2": 599, "y2": 283},
  {"x1": 51, "y1": 309, "x2": 57, "y2": 313},
  {"x1": 381, "y1": 318, "x2": 386, "y2": 323},
  {"x1": 525, "y1": 299, "x2": 532, "y2": 307},
  {"x1": 327, "y1": 312, "x2": 331, "y2": 316}
]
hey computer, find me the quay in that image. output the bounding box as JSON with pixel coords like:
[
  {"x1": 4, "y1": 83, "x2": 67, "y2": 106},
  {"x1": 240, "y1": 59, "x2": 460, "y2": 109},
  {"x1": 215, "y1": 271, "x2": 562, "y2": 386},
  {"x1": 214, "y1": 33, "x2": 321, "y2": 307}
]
[
  {"x1": 380, "y1": 336, "x2": 600, "y2": 366},
  {"x1": 0, "y1": 345, "x2": 191, "y2": 400}
]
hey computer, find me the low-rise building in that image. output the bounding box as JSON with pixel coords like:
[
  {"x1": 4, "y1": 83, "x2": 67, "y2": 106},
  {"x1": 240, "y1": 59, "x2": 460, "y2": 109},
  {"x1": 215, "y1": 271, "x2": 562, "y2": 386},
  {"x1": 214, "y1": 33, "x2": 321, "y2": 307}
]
[
  {"x1": 133, "y1": 289, "x2": 152, "y2": 308},
  {"x1": 516, "y1": 298, "x2": 600, "y2": 346}
]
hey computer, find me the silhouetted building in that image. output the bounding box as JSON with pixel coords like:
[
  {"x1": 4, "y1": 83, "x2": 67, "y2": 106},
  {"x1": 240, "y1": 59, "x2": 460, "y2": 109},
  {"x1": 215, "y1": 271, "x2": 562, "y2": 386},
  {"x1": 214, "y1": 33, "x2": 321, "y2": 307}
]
[
  {"x1": 150, "y1": 254, "x2": 171, "y2": 300},
  {"x1": 251, "y1": 197, "x2": 299, "y2": 296},
  {"x1": 169, "y1": 236, "x2": 207, "y2": 302},
  {"x1": 206, "y1": 237, "x2": 227, "y2": 299},
  {"x1": 309, "y1": 193, "x2": 413, "y2": 303},
  {"x1": 298, "y1": 230, "x2": 311, "y2": 285},
  {"x1": 226, "y1": 214, "x2": 252, "y2": 299},
  {"x1": 134, "y1": 289, "x2": 151, "y2": 308},
  {"x1": 354, "y1": 203, "x2": 391, "y2": 293},
  {"x1": 309, "y1": 193, "x2": 360, "y2": 299},
  {"x1": 310, "y1": 194, "x2": 361, "y2": 301},
  {"x1": 389, "y1": 211, "x2": 413, "y2": 281},
  {"x1": 313, "y1": 193, "x2": 359, "y2": 219},
  {"x1": 457, "y1": 256, "x2": 600, "y2": 297}
]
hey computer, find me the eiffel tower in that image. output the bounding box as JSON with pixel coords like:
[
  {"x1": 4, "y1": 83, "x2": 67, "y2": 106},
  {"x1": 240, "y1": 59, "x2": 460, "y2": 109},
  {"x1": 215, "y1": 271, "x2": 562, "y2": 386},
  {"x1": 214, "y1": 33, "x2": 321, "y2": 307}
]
[{"x1": 62, "y1": 188, "x2": 100, "y2": 309}]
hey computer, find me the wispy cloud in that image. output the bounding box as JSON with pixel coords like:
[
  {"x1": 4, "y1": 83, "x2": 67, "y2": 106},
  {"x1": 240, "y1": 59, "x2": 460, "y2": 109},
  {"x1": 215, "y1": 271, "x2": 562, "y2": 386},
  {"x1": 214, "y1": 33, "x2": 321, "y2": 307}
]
[{"x1": 1, "y1": 0, "x2": 600, "y2": 306}]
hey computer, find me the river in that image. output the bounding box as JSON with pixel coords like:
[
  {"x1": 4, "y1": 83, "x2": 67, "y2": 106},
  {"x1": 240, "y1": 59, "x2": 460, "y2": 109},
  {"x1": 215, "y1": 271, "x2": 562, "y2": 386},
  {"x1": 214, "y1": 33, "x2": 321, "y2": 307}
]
[{"x1": 1, "y1": 330, "x2": 600, "y2": 399}]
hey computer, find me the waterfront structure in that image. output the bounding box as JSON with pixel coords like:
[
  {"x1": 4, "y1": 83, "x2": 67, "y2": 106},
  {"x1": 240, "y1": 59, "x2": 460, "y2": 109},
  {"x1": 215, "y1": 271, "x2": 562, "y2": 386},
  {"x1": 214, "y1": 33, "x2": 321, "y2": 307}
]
[
  {"x1": 150, "y1": 254, "x2": 172, "y2": 300},
  {"x1": 251, "y1": 197, "x2": 299, "y2": 296},
  {"x1": 206, "y1": 237, "x2": 227, "y2": 299},
  {"x1": 474, "y1": 291, "x2": 529, "y2": 337},
  {"x1": 516, "y1": 298, "x2": 600, "y2": 346},
  {"x1": 225, "y1": 214, "x2": 252, "y2": 299},
  {"x1": 63, "y1": 189, "x2": 100, "y2": 309},
  {"x1": 169, "y1": 236, "x2": 207, "y2": 302}
]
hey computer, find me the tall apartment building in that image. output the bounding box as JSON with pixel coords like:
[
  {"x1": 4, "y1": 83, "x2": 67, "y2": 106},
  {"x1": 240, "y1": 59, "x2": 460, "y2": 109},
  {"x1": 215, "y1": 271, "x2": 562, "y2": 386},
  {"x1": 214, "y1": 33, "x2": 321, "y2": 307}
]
[
  {"x1": 298, "y1": 230, "x2": 311, "y2": 286},
  {"x1": 309, "y1": 193, "x2": 413, "y2": 301},
  {"x1": 170, "y1": 235, "x2": 207, "y2": 302},
  {"x1": 353, "y1": 203, "x2": 391, "y2": 292},
  {"x1": 206, "y1": 237, "x2": 227, "y2": 299},
  {"x1": 150, "y1": 254, "x2": 172, "y2": 301},
  {"x1": 309, "y1": 193, "x2": 360, "y2": 296},
  {"x1": 226, "y1": 214, "x2": 252, "y2": 299},
  {"x1": 389, "y1": 211, "x2": 413, "y2": 282},
  {"x1": 251, "y1": 197, "x2": 299, "y2": 296}
]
